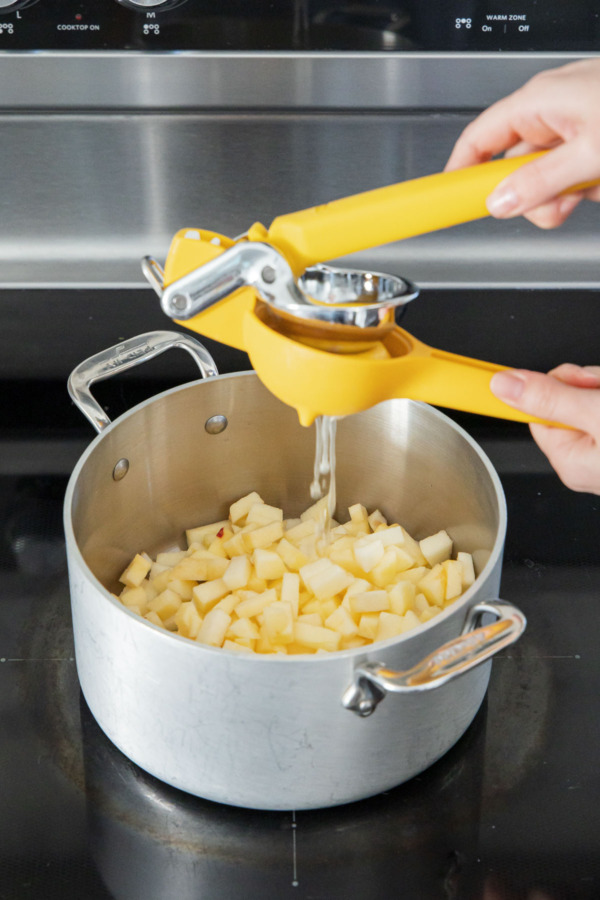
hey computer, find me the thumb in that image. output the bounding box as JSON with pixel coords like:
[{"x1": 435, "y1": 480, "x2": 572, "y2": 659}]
[{"x1": 490, "y1": 369, "x2": 600, "y2": 431}]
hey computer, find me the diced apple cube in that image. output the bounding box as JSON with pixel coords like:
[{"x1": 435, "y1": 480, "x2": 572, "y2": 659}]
[
  {"x1": 246, "y1": 503, "x2": 283, "y2": 526},
  {"x1": 419, "y1": 605, "x2": 442, "y2": 623},
  {"x1": 222, "y1": 554, "x2": 252, "y2": 591},
  {"x1": 350, "y1": 590, "x2": 390, "y2": 615},
  {"x1": 196, "y1": 607, "x2": 231, "y2": 647},
  {"x1": 294, "y1": 621, "x2": 341, "y2": 652},
  {"x1": 375, "y1": 612, "x2": 406, "y2": 642},
  {"x1": 370, "y1": 546, "x2": 414, "y2": 587},
  {"x1": 397, "y1": 565, "x2": 430, "y2": 585},
  {"x1": 252, "y1": 548, "x2": 287, "y2": 581},
  {"x1": 186, "y1": 520, "x2": 229, "y2": 547},
  {"x1": 174, "y1": 601, "x2": 203, "y2": 639},
  {"x1": 353, "y1": 537, "x2": 385, "y2": 573},
  {"x1": 156, "y1": 550, "x2": 186, "y2": 567},
  {"x1": 297, "y1": 613, "x2": 322, "y2": 626},
  {"x1": 214, "y1": 594, "x2": 238, "y2": 615},
  {"x1": 223, "y1": 639, "x2": 255, "y2": 653},
  {"x1": 419, "y1": 529, "x2": 453, "y2": 566},
  {"x1": 348, "y1": 503, "x2": 370, "y2": 527},
  {"x1": 148, "y1": 587, "x2": 182, "y2": 621},
  {"x1": 192, "y1": 578, "x2": 230, "y2": 614},
  {"x1": 242, "y1": 521, "x2": 284, "y2": 551},
  {"x1": 144, "y1": 610, "x2": 164, "y2": 628},
  {"x1": 300, "y1": 558, "x2": 353, "y2": 600},
  {"x1": 443, "y1": 559, "x2": 464, "y2": 601},
  {"x1": 418, "y1": 564, "x2": 446, "y2": 606},
  {"x1": 120, "y1": 585, "x2": 148, "y2": 610},
  {"x1": 167, "y1": 579, "x2": 195, "y2": 601},
  {"x1": 222, "y1": 532, "x2": 247, "y2": 558},
  {"x1": 229, "y1": 492, "x2": 263, "y2": 525},
  {"x1": 119, "y1": 553, "x2": 152, "y2": 588},
  {"x1": 401, "y1": 609, "x2": 421, "y2": 633},
  {"x1": 227, "y1": 616, "x2": 260, "y2": 641},
  {"x1": 280, "y1": 572, "x2": 300, "y2": 617},
  {"x1": 284, "y1": 518, "x2": 317, "y2": 544},
  {"x1": 300, "y1": 496, "x2": 330, "y2": 523},
  {"x1": 457, "y1": 551, "x2": 476, "y2": 589},
  {"x1": 276, "y1": 538, "x2": 309, "y2": 572},
  {"x1": 327, "y1": 545, "x2": 365, "y2": 578},
  {"x1": 324, "y1": 605, "x2": 359, "y2": 637},
  {"x1": 414, "y1": 593, "x2": 430, "y2": 616},
  {"x1": 206, "y1": 536, "x2": 230, "y2": 558},
  {"x1": 234, "y1": 588, "x2": 278, "y2": 619},
  {"x1": 368, "y1": 509, "x2": 387, "y2": 530},
  {"x1": 263, "y1": 601, "x2": 294, "y2": 644},
  {"x1": 388, "y1": 580, "x2": 416, "y2": 615},
  {"x1": 357, "y1": 613, "x2": 379, "y2": 640}
]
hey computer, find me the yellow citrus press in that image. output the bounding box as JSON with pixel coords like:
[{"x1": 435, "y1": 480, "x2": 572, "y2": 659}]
[{"x1": 142, "y1": 152, "x2": 593, "y2": 427}]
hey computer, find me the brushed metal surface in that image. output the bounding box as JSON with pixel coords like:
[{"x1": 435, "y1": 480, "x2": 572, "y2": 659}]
[
  {"x1": 64, "y1": 371, "x2": 507, "y2": 809},
  {"x1": 1, "y1": 109, "x2": 598, "y2": 289},
  {"x1": 0, "y1": 51, "x2": 592, "y2": 110}
]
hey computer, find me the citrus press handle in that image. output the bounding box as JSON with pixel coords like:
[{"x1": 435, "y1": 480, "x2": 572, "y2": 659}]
[
  {"x1": 255, "y1": 151, "x2": 598, "y2": 276},
  {"x1": 386, "y1": 336, "x2": 545, "y2": 425}
]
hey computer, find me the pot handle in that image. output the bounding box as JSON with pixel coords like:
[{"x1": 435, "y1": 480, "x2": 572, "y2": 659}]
[
  {"x1": 68, "y1": 330, "x2": 219, "y2": 433},
  {"x1": 341, "y1": 599, "x2": 526, "y2": 717}
]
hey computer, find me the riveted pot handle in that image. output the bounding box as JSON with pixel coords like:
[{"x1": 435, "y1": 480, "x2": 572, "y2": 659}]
[
  {"x1": 342, "y1": 599, "x2": 526, "y2": 717},
  {"x1": 68, "y1": 330, "x2": 219, "y2": 433}
]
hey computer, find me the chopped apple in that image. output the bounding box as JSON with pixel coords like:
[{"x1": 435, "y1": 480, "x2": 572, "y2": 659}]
[
  {"x1": 229, "y1": 492, "x2": 263, "y2": 525},
  {"x1": 294, "y1": 621, "x2": 341, "y2": 652},
  {"x1": 419, "y1": 529, "x2": 453, "y2": 566},
  {"x1": 457, "y1": 551, "x2": 476, "y2": 589},
  {"x1": 191, "y1": 578, "x2": 230, "y2": 614},
  {"x1": 197, "y1": 607, "x2": 231, "y2": 646},
  {"x1": 246, "y1": 503, "x2": 283, "y2": 526},
  {"x1": 252, "y1": 548, "x2": 287, "y2": 581},
  {"x1": 148, "y1": 587, "x2": 182, "y2": 621},
  {"x1": 119, "y1": 553, "x2": 152, "y2": 588},
  {"x1": 223, "y1": 554, "x2": 252, "y2": 591}
]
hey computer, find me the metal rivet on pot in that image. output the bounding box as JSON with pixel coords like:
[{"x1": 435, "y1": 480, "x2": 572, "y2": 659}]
[
  {"x1": 205, "y1": 415, "x2": 228, "y2": 435},
  {"x1": 112, "y1": 458, "x2": 130, "y2": 481}
]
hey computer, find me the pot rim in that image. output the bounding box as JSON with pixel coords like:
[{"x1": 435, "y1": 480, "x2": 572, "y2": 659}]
[{"x1": 63, "y1": 370, "x2": 508, "y2": 663}]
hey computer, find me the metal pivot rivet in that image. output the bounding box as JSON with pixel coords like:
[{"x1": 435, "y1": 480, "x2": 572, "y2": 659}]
[
  {"x1": 112, "y1": 458, "x2": 130, "y2": 481},
  {"x1": 205, "y1": 415, "x2": 228, "y2": 435},
  {"x1": 261, "y1": 265, "x2": 277, "y2": 284},
  {"x1": 358, "y1": 699, "x2": 375, "y2": 717},
  {"x1": 171, "y1": 294, "x2": 189, "y2": 312}
]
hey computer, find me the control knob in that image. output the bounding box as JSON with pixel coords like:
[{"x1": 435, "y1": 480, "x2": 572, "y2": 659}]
[{"x1": 0, "y1": 0, "x2": 38, "y2": 9}]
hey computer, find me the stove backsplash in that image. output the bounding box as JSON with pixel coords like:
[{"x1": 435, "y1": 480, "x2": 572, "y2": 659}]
[{"x1": 0, "y1": 50, "x2": 597, "y2": 384}]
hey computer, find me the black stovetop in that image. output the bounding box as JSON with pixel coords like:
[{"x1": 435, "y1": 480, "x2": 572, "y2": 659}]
[
  {"x1": 1, "y1": 421, "x2": 599, "y2": 900},
  {"x1": 1, "y1": 281, "x2": 599, "y2": 900}
]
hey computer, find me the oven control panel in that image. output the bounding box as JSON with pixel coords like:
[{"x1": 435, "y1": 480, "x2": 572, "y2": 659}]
[{"x1": 0, "y1": 0, "x2": 598, "y2": 51}]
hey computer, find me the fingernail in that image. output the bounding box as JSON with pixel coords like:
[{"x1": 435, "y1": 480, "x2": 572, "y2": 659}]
[
  {"x1": 491, "y1": 371, "x2": 527, "y2": 403},
  {"x1": 486, "y1": 187, "x2": 520, "y2": 218}
]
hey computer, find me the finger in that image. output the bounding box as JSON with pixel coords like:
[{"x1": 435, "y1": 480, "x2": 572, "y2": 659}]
[
  {"x1": 529, "y1": 425, "x2": 600, "y2": 494},
  {"x1": 485, "y1": 138, "x2": 600, "y2": 218},
  {"x1": 547, "y1": 363, "x2": 600, "y2": 388},
  {"x1": 490, "y1": 369, "x2": 600, "y2": 432},
  {"x1": 444, "y1": 98, "x2": 526, "y2": 170},
  {"x1": 522, "y1": 193, "x2": 583, "y2": 229}
]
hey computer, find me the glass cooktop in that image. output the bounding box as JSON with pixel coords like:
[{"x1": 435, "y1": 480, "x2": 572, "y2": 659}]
[{"x1": 0, "y1": 404, "x2": 599, "y2": 899}]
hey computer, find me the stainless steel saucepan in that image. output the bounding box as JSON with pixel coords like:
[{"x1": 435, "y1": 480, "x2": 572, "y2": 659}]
[{"x1": 64, "y1": 331, "x2": 525, "y2": 810}]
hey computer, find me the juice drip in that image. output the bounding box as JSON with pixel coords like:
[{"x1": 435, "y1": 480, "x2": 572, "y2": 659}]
[{"x1": 310, "y1": 415, "x2": 338, "y2": 541}]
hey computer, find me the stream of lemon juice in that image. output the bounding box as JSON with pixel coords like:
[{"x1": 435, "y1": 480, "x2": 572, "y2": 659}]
[{"x1": 309, "y1": 415, "x2": 338, "y2": 543}]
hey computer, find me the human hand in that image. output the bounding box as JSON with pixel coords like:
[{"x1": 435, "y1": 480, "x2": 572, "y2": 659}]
[
  {"x1": 444, "y1": 59, "x2": 600, "y2": 228},
  {"x1": 490, "y1": 364, "x2": 600, "y2": 494}
]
